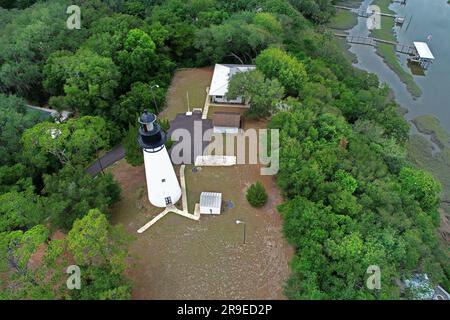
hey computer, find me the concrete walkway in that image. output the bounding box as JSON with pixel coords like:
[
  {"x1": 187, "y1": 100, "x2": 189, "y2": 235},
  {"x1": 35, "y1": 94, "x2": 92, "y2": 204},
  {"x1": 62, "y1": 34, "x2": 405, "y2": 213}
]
[
  {"x1": 137, "y1": 164, "x2": 199, "y2": 233},
  {"x1": 179, "y1": 164, "x2": 188, "y2": 212},
  {"x1": 202, "y1": 86, "x2": 210, "y2": 119}
]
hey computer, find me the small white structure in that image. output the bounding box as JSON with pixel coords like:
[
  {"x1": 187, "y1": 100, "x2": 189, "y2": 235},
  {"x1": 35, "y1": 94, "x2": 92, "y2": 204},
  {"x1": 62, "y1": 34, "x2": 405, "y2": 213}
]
[
  {"x1": 195, "y1": 155, "x2": 236, "y2": 167},
  {"x1": 200, "y1": 192, "x2": 222, "y2": 215},
  {"x1": 394, "y1": 17, "x2": 405, "y2": 25},
  {"x1": 411, "y1": 42, "x2": 435, "y2": 69},
  {"x1": 209, "y1": 64, "x2": 255, "y2": 104}
]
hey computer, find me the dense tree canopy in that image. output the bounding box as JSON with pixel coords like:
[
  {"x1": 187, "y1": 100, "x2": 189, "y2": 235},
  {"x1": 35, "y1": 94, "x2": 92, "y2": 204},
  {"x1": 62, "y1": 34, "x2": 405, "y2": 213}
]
[
  {"x1": 0, "y1": 209, "x2": 131, "y2": 299},
  {"x1": 256, "y1": 47, "x2": 308, "y2": 96},
  {"x1": 44, "y1": 49, "x2": 120, "y2": 115},
  {"x1": 117, "y1": 28, "x2": 157, "y2": 88},
  {"x1": 194, "y1": 11, "x2": 282, "y2": 64},
  {"x1": 42, "y1": 166, "x2": 121, "y2": 231},
  {"x1": 289, "y1": 0, "x2": 336, "y2": 24},
  {"x1": 0, "y1": 0, "x2": 448, "y2": 300},
  {"x1": 0, "y1": 94, "x2": 42, "y2": 166},
  {"x1": 113, "y1": 81, "x2": 165, "y2": 128},
  {"x1": 272, "y1": 100, "x2": 447, "y2": 298},
  {"x1": 21, "y1": 116, "x2": 111, "y2": 169}
]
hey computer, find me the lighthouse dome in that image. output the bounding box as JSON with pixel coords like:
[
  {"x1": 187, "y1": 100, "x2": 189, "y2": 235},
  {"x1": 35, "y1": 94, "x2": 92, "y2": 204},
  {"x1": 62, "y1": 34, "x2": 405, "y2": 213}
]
[
  {"x1": 137, "y1": 110, "x2": 167, "y2": 151},
  {"x1": 139, "y1": 110, "x2": 156, "y2": 124}
]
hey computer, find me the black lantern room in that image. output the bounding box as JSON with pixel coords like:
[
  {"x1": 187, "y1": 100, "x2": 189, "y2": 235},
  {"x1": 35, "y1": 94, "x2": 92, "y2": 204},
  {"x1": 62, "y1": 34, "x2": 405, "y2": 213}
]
[{"x1": 137, "y1": 109, "x2": 167, "y2": 150}]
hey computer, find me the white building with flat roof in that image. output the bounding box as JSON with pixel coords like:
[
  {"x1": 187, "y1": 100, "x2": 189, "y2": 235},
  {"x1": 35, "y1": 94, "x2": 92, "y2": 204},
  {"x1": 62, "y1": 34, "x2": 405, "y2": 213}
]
[{"x1": 209, "y1": 64, "x2": 255, "y2": 104}]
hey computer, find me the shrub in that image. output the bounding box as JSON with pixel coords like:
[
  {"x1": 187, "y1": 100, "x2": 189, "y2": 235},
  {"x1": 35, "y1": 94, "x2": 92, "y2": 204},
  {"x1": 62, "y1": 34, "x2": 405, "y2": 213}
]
[{"x1": 246, "y1": 181, "x2": 268, "y2": 208}]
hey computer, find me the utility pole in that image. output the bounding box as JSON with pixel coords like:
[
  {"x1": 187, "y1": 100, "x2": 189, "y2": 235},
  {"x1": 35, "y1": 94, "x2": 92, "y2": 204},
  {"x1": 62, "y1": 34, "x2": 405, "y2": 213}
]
[
  {"x1": 186, "y1": 91, "x2": 190, "y2": 113},
  {"x1": 150, "y1": 84, "x2": 160, "y2": 112}
]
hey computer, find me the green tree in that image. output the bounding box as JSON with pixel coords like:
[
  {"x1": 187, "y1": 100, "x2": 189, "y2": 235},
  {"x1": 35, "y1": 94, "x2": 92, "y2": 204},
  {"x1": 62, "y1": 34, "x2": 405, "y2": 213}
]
[
  {"x1": 1, "y1": 209, "x2": 132, "y2": 300},
  {"x1": 0, "y1": 94, "x2": 42, "y2": 167},
  {"x1": 0, "y1": 224, "x2": 48, "y2": 275},
  {"x1": 118, "y1": 28, "x2": 157, "y2": 88},
  {"x1": 0, "y1": 1, "x2": 90, "y2": 100},
  {"x1": 290, "y1": 0, "x2": 335, "y2": 24},
  {"x1": 256, "y1": 48, "x2": 308, "y2": 96},
  {"x1": 124, "y1": 123, "x2": 144, "y2": 166},
  {"x1": 0, "y1": 163, "x2": 34, "y2": 194},
  {"x1": 43, "y1": 49, "x2": 120, "y2": 116},
  {"x1": 42, "y1": 166, "x2": 121, "y2": 231},
  {"x1": 253, "y1": 12, "x2": 283, "y2": 35},
  {"x1": 67, "y1": 209, "x2": 132, "y2": 299},
  {"x1": 400, "y1": 167, "x2": 442, "y2": 214},
  {"x1": 67, "y1": 208, "x2": 131, "y2": 274},
  {"x1": 227, "y1": 69, "x2": 284, "y2": 119},
  {"x1": 194, "y1": 12, "x2": 281, "y2": 64},
  {"x1": 113, "y1": 81, "x2": 165, "y2": 128},
  {"x1": 0, "y1": 188, "x2": 44, "y2": 232},
  {"x1": 82, "y1": 13, "x2": 146, "y2": 59},
  {"x1": 246, "y1": 181, "x2": 268, "y2": 207},
  {"x1": 22, "y1": 116, "x2": 110, "y2": 169},
  {"x1": 0, "y1": 224, "x2": 72, "y2": 299}
]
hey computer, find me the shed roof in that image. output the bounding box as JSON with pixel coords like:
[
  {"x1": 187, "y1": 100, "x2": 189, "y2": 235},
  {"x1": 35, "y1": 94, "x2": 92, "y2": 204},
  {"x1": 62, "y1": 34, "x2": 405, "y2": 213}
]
[
  {"x1": 209, "y1": 64, "x2": 256, "y2": 96},
  {"x1": 414, "y1": 42, "x2": 435, "y2": 60},
  {"x1": 200, "y1": 192, "x2": 222, "y2": 209},
  {"x1": 212, "y1": 112, "x2": 241, "y2": 128}
]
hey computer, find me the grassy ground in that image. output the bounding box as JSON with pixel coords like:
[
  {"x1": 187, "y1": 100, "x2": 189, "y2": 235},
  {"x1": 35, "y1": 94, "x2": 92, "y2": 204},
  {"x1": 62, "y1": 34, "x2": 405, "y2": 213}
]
[
  {"x1": 109, "y1": 68, "x2": 292, "y2": 299},
  {"x1": 336, "y1": 37, "x2": 359, "y2": 64},
  {"x1": 159, "y1": 67, "x2": 213, "y2": 121},
  {"x1": 371, "y1": 0, "x2": 422, "y2": 97},
  {"x1": 412, "y1": 115, "x2": 450, "y2": 149},
  {"x1": 328, "y1": 8, "x2": 358, "y2": 30}
]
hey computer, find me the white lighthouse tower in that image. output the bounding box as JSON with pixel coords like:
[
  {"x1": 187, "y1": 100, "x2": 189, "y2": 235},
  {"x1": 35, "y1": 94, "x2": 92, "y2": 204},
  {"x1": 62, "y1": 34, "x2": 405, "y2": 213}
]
[{"x1": 138, "y1": 110, "x2": 181, "y2": 208}]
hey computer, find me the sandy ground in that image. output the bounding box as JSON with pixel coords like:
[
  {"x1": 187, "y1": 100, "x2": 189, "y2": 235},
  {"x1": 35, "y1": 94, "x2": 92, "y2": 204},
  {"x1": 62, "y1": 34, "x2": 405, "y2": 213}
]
[
  {"x1": 109, "y1": 159, "x2": 292, "y2": 300},
  {"x1": 109, "y1": 67, "x2": 293, "y2": 299},
  {"x1": 160, "y1": 67, "x2": 213, "y2": 120}
]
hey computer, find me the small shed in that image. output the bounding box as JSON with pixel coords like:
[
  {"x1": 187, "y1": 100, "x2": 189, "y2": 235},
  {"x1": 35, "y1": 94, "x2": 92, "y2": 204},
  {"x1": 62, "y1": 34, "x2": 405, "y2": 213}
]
[
  {"x1": 213, "y1": 112, "x2": 241, "y2": 134},
  {"x1": 200, "y1": 192, "x2": 222, "y2": 215}
]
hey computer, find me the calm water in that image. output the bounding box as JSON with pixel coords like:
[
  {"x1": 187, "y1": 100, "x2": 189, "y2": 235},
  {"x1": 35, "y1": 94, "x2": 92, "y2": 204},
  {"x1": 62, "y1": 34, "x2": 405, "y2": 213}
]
[{"x1": 348, "y1": 0, "x2": 450, "y2": 132}]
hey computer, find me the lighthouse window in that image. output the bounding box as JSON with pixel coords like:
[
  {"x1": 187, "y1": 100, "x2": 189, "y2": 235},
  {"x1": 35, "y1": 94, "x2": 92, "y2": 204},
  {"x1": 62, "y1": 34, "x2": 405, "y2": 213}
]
[
  {"x1": 161, "y1": 179, "x2": 166, "y2": 183},
  {"x1": 165, "y1": 197, "x2": 172, "y2": 205},
  {"x1": 145, "y1": 123, "x2": 154, "y2": 132}
]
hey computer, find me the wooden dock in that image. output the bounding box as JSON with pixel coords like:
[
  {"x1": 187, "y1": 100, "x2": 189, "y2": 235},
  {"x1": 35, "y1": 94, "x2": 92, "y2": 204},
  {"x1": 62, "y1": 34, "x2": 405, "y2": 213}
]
[
  {"x1": 334, "y1": 33, "x2": 416, "y2": 55},
  {"x1": 395, "y1": 43, "x2": 415, "y2": 55},
  {"x1": 344, "y1": 35, "x2": 376, "y2": 46},
  {"x1": 333, "y1": 5, "x2": 398, "y2": 18}
]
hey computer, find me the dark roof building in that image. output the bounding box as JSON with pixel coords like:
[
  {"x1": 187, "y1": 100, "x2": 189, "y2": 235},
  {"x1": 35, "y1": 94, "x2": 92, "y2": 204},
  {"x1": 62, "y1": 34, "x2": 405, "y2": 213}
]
[{"x1": 212, "y1": 112, "x2": 242, "y2": 129}]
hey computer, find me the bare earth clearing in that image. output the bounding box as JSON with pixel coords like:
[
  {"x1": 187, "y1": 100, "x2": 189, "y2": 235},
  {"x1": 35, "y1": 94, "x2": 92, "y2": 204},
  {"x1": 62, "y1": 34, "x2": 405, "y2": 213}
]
[{"x1": 109, "y1": 68, "x2": 293, "y2": 299}]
